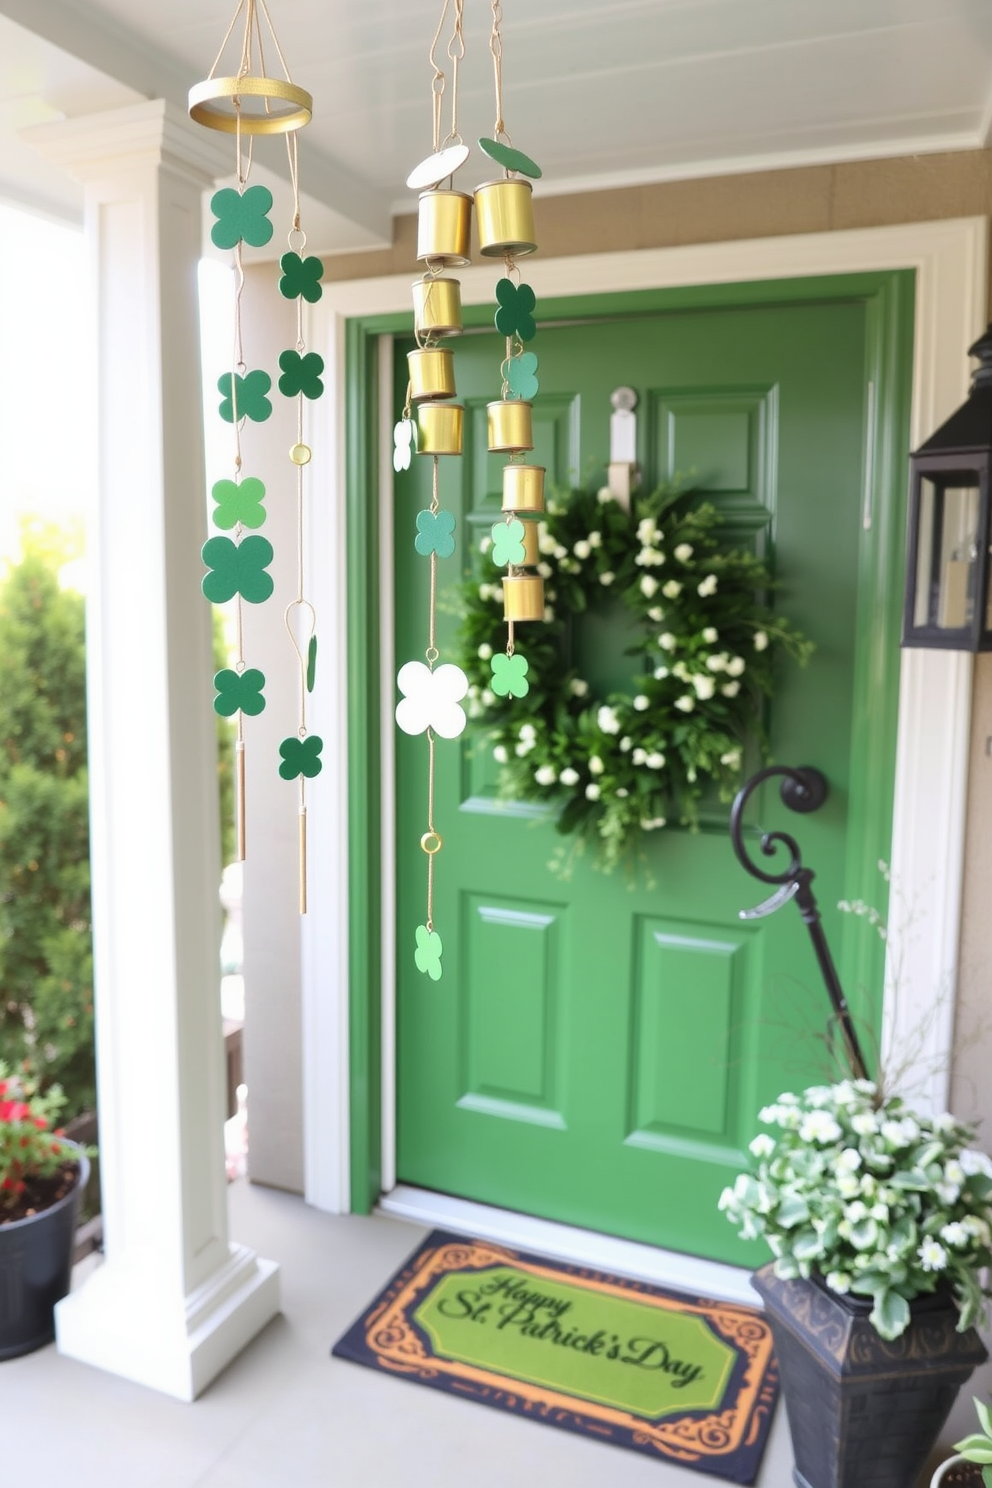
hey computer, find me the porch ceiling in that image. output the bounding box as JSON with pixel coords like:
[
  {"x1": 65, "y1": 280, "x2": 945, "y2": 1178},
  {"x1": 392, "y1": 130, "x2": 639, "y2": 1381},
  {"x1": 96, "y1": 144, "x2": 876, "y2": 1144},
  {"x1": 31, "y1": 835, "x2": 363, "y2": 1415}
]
[{"x1": 1, "y1": 0, "x2": 991, "y2": 246}]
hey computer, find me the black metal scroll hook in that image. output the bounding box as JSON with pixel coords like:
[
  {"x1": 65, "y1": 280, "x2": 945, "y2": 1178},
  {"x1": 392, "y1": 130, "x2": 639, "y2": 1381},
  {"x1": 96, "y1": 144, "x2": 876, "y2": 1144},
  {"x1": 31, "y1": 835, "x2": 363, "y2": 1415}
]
[{"x1": 729, "y1": 765, "x2": 870, "y2": 1083}]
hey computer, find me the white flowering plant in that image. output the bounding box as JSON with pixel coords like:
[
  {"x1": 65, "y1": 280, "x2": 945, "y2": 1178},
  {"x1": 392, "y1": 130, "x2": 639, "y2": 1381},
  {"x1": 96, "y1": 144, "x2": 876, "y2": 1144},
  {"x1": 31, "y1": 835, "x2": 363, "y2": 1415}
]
[
  {"x1": 457, "y1": 480, "x2": 811, "y2": 869},
  {"x1": 720, "y1": 1079, "x2": 992, "y2": 1341}
]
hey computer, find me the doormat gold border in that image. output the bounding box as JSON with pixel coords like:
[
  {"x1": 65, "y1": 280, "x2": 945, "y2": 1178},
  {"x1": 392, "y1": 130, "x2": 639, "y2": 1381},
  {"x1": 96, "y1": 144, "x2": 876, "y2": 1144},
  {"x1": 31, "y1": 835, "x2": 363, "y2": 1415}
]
[{"x1": 332, "y1": 1230, "x2": 778, "y2": 1483}]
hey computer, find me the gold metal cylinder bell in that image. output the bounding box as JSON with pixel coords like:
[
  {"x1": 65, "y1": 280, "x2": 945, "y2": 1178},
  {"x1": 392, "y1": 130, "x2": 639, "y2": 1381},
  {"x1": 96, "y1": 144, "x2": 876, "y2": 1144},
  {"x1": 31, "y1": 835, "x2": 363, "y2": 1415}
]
[
  {"x1": 502, "y1": 574, "x2": 545, "y2": 622},
  {"x1": 417, "y1": 402, "x2": 464, "y2": 456},
  {"x1": 488, "y1": 400, "x2": 533, "y2": 453},
  {"x1": 502, "y1": 464, "x2": 546, "y2": 513},
  {"x1": 417, "y1": 190, "x2": 472, "y2": 266},
  {"x1": 474, "y1": 179, "x2": 536, "y2": 257},
  {"x1": 407, "y1": 347, "x2": 455, "y2": 402},
  {"x1": 519, "y1": 519, "x2": 540, "y2": 567},
  {"x1": 413, "y1": 276, "x2": 463, "y2": 337}
]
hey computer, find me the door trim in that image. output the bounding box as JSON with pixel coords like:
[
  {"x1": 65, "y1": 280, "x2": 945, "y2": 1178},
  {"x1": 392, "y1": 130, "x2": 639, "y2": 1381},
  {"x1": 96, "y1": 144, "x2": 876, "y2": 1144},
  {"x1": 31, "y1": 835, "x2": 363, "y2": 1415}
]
[{"x1": 305, "y1": 217, "x2": 987, "y2": 1223}]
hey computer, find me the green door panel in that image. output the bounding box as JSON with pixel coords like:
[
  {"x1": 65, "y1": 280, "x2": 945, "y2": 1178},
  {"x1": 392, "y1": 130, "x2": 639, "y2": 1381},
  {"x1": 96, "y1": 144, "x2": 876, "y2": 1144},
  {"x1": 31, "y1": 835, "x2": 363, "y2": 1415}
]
[{"x1": 370, "y1": 275, "x2": 913, "y2": 1261}]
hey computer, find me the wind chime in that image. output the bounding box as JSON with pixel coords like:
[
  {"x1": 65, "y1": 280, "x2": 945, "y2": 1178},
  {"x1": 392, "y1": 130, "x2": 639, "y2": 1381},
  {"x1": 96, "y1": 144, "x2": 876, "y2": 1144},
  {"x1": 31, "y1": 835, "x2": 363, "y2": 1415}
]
[
  {"x1": 189, "y1": 0, "x2": 323, "y2": 914},
  {"x1": 395, "y1": 0, "x2": 546, "y2": 982}
]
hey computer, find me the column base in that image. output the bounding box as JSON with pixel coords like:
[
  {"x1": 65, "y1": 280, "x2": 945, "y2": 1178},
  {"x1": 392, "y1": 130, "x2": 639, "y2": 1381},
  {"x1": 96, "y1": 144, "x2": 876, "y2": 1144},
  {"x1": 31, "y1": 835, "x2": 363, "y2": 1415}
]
[{"x1": 55, "y1": 1244, "x2": 280, "y2": 1401}]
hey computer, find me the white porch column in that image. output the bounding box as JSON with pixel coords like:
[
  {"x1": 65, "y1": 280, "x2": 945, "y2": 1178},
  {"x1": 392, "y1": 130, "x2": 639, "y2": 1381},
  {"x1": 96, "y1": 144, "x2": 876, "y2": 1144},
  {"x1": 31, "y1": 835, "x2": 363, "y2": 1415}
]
[{"x1": 25, "y1": 99, "x2": 280, "y2": 1401}]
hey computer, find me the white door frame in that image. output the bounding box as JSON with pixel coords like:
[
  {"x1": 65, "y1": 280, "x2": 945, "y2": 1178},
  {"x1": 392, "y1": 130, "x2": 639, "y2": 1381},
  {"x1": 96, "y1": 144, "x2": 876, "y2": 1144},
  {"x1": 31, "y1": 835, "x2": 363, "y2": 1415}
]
[{"x1": 302, "y1": 217, "x2": 988, "y2": 1245}]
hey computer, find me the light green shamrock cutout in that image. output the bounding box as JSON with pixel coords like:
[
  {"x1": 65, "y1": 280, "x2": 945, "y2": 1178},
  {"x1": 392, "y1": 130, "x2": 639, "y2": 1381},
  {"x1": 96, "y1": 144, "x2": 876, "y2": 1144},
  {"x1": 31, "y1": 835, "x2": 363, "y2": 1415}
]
[
  {"x1": 506, "y1": 352, "x2": 539, "y2": 401},
  {"x1": 490, "y1": 652, "x2": 530, "y2": 698},
  {"x1": 415, "y1": 509, "x2": 456, "y2": 558},
  {"x1": 415, "y1": 924, "x2": 443, "y2": 981},
  {"x1": 491, "y1": 518, "x2": 526, "y2": 567},
  {"x1": 210, "y1": 185, "x2": 273, "y2": 250},
  {"x1": 211, "y1": 476, "x2": 266, "y2": 530}
]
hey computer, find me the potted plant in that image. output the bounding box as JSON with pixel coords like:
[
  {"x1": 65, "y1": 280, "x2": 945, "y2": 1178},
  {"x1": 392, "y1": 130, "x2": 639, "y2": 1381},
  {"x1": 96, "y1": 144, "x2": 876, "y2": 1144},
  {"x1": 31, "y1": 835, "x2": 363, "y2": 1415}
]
[
  {"x1": 0, "y1": 1061, "x2": 91, "y2": 1360},
  {"x1": 720, "y1": 1078, "x2": 992, "y2": 1488},
  {"x1": 930, "y1": 1395, "x2": 992, "y2": 1486}
]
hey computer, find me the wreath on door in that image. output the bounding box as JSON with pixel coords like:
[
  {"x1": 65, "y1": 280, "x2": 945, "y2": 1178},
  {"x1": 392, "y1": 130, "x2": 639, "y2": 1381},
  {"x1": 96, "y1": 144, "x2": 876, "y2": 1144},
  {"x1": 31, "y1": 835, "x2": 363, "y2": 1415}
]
[{"x1": 456, "y1": 480, "x2": 812, "y2": 870}]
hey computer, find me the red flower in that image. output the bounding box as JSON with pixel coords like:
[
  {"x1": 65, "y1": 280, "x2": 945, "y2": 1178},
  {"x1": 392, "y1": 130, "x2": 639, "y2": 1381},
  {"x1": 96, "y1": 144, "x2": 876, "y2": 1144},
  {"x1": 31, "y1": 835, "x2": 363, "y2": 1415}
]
[
  {"x1": 33, "y1": 1116, "x2": 48, "y2": 1130},
  {"x1": 0, "y1": 1100, "x2": 30, "y2": 1122}
]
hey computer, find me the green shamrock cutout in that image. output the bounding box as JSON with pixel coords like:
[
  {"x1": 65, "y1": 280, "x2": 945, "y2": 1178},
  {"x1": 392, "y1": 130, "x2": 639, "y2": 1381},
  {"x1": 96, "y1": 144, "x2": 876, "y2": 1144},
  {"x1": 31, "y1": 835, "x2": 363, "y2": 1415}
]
[
  {"x1": 490, "y1": 652, "x2": 530, "y2": 698},
  {"x1": 201, "y1": 535, "x2": 274, "y2": 604},
  {"x1": 210, "y1": 185, "x2": 274, "y2": 250},
  {"x1": 415, "y1": 924, "x2": 443, "y2": 981},
  {"x1": 491, "y1": 518, "x2": 526, "y2": 567},
  {"x1": 218, "y1": 370, "x2": 272, "y2": 424},
  {"x1": 213, "y1": 668, "x2": 266, "y2": 717},
  {"x1": 278, "y1": 350, "x2": 325, "y2": 400},
  {"x1": 278, "y1": 734, "x2": 324, "y2": 780},
  {"x1": 211, "y1": 476, "x2": 267, "y2": 531},
  {"x1": 415, "y1": 509, "x2": 456, "y2": 558},
  {"x1": 306, "y1": 635, "x2": 317, "y2": 694},
  {"x1": 495, "y1": 279, "x2": 537, "y2": 341},
  {"x1": 279, "y1": 251, "x2": 324, "y2": 303},
  {"x1": 506, "y1": 352, "x2": 539, "y2": 401}
]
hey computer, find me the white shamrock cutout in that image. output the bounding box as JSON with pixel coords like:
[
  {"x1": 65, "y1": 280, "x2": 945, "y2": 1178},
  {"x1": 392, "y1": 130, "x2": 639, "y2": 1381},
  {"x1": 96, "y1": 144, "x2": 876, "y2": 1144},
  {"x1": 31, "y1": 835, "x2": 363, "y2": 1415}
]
[
  {"x1": 395, "y1": 661, "x2": 468, "y2": 739},
  {"x1": 393, "y1": 418, "x2": 416, "y2": 473}
]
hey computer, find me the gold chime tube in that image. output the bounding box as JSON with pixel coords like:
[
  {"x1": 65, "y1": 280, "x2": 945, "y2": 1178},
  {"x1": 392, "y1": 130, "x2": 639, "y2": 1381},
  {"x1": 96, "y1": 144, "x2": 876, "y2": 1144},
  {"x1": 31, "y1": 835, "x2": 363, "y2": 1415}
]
[
  {"x1": 502, "y1": 463, "x2": 546, "y2": 513},
  {"x1": 417, "y1": 190, "x2": 473, "y2": 266},
  {"x1": 520, "y1": 519, "x2": 540, "y2": 568},
  {"x1": 413, "y1": 276, "x2": 463, "y2": 337},
  {"x1": 407, "y1": 347, "x2": 456, "y2": 401},
  {"x1": 502, "y1": 574, "x2": 545, "y2": 621},
  {"x1": 418, "y1": 402, "x2": 464, "y2": 456},
  {"x1": 488, "y1": 399, "x2": 533, "y2": 453},
  {"x1": 474, "y1": 179, "x2": 536, "y2": 257}
]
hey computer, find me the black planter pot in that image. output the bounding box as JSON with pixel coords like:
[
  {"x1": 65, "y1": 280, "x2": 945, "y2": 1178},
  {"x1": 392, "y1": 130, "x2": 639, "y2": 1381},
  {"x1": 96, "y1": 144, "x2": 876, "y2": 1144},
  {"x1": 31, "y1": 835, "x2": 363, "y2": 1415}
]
[
  {"x1": 752, "y1": 1263, "x2": 988, "y2": 1488},
  {"x1": 0, "y1": 1142, "x2": 90, "y2": 1361}
]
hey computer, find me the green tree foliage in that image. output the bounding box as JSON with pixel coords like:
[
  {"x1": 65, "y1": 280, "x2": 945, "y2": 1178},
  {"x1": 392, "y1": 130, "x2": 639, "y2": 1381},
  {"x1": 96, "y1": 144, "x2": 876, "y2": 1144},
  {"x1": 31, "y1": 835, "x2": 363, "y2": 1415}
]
[{"x1": 0, "y1": 525, "x2": 94, "y2": 1116}]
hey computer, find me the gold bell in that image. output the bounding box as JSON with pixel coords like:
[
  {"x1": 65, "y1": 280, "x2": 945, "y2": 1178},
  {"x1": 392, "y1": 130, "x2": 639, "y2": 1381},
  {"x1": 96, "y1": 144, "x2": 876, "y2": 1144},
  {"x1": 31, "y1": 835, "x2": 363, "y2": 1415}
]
[
  {"x1": 407, "y1": 347, "x2": 456, "y2": 402},
  {"x1": 417, "y1": 402, "x2": 464, "y2": 456},
  {"x1": 474, "y1": 179, "x2": 536, "y2": 257},
  {"x1": 502, "y1": 464, "x2": 546, "y2": 514},
  {"x1": 417, "y1": 190, "x2": 473, "y2": 267},
  {"x1": 502, "y1": 574, "x2": 545, "y2": 622},
  {"x1": 519, "y1": 519, "x2": 540, "y2": 567},
  {"x1": 413, "y1": 276, "x2": 463, "y2": 337},
  {"x1": 488, "y1": 400, "x2": 533, "y2": 453}
]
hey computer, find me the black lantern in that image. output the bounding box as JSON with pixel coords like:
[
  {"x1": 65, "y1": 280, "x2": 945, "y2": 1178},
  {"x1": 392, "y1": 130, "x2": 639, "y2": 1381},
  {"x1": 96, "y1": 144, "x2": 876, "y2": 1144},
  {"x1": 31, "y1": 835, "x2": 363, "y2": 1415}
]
[{"x1": 903, "y1": 325, "x2": 992, "y2": 651}]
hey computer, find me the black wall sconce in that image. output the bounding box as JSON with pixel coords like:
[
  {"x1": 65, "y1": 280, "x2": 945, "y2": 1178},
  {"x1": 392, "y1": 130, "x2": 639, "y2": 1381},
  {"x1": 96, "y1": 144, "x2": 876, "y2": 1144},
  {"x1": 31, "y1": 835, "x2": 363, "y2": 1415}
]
[{"x1": 903, "y1": 325, "x2": 992, "y2": 652}]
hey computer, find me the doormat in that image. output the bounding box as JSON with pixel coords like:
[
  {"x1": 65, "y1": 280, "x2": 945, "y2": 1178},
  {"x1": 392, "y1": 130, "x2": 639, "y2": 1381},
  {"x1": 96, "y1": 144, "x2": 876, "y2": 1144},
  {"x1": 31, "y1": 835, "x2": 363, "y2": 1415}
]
[{"x1": 332, "y1": 1230, "x2": 779, "y2": 1483}]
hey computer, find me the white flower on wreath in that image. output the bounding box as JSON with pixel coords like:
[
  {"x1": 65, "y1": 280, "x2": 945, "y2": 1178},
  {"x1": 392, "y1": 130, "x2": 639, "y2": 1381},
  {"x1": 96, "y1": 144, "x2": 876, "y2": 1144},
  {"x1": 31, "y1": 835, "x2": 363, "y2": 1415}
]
[
  {"x1": 534, "y1": 764, "x2": 557, "y2": 786},
  {"x1": 632, "y1": 747, "x2": 647, "y2": 765},
  {"x1": 553, "y1": 544, "x2": 568, "y2": 560},
  {"x1": 662, "y1": 579, "x2": 682, "y2": 598},
  {"x1": 721, "y1": 681, "x2": 740, "y2": 698},
  {"x1": 648, "y1": 606, "x2": 664, "y2": 621},
  {"x1": 693, "y1": 675, "x2": 716, "y2": 700},
  {"x1": 493, "y1": 744, "x2": 508, "y2": 763},
  {"x1": 616, "y1": 786, "x2": 629, "y2": 797},
  {"x1": 726, "y1": 656, "x2": 746, "y2": 677},
  {"x1": 537, "y1": 562, "x2": 552, "y2": 578},
  {"x1": 702, "y1": 626, "x2": 718, "y2": 643},
  {"x1": 654, "y1": 665, "x2": 669, "y2": 680},
  {"x1": 544, "y1": 606, "x2": 555, "y2": 622},
  {"x1": 637, "y1": 547, "x2": 665, "y2": 567},
  {"x1": 477, "y1": 643, "x2": 493, "y2": 660},
  {"x1": 720, "y1": 748, "x2": 741, "y2": 768},
  {"x1": 588, "y1": 531, "x2": 602, "y2": 548},
  {"x1": 573, "y1": 539, "x2": 591, "y2": 560},
  {"x1": 559, "y1": 767, "x2": 579, "y2": 786},
  {"x1": 599, "y1": 571, "x2": 615, "y2": 586},
  {"x1": 646, "y1": 751, "x2": 666, "y2": 768},
  {"x1": 596, "y1": 486, "x2": 613, "y2": 505},
  {"x1": 640, "y1": 574, "x2": 659, "y2": 598},
  {"x1": 641, "y1": 816, "x2": 666, "y2": 830},
  {"x1": 585, "y1": 782, "x2": 601, "y2": 800},
  {"x1": 659, "y1": 632, "x2": 676, "y2": 651},
  {"x1": 698, "y1": 574, "x2": 718, "y2": 597},
  {"x1": 754, "y1": 629, "x2": 769, "y2": 651},
  {"x1": 633, "y1": 695, "x2": 649, "y2": 711},
  {"x1": 588, "y1": 755, "x2": 605, "y2": 776},
  {"x1": 597, "y1": 705, "x2": 621, "y2": 735},
  {"x1": 674, "y1": 542, "x2": 694, "y2": 562},
  {"x1": 569, "y1": 678, "x2": 589, "y2": 697},
  {"x1": 674, "y1": 695, "x2": 695, "y2": 712},
  {"x1": 707, "y1": 653, "x2": 727, "y2": 672},
  {"x1": 637, "y1": 517, "x2": 657, "y2": 545},
  {"x1": 538, "y1": 528, "x2": 556, "y2": 555},
  {"x1": 620, "y1": 736, "x2": 632, "y2": 751}
]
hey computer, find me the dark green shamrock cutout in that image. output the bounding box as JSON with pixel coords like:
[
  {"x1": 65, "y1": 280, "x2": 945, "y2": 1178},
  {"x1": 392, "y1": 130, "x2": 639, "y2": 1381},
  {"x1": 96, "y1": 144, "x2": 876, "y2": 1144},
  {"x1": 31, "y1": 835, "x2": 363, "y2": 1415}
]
[
  {"x1": 213, "y1": 667, "x2": 266, "y2": 717},
  {"x1": 415, "y1": 508, "x2": 456, "y2": 558},
  {"x1": 278, "y1": 734, "x2": 323, "y2": 780},
  {"x1": 506, "y1": 352, "x2": 539, "y2": 401},
  {"x1": 495, "y1": 279, "x2": 537, "y2": 341},
  {"x1": 201, "y1": 535, "x2": 274, "y2": 604},
  {"x1": 491, "y1": 518, "x2": 526, "y2": 567},
  {"x1": 279, "y1": 251, "x2": 324, "y2": 303},
  {"x1": 211, "y1": 476, "x2": 267, "y2": 531},
  {"x1": 218, "y1": 370, "x2": 272, "y2": 424},
  {"x1": 490, "y1": 652, "x2": 530, "y2": 698},
  {"x1": 278, "y1": 350, "x2": 325, "y2": 400},
  {"x1": 415, "y1": 924, "x2": 443, "y2": 981},
  {"x1": 210, "y1": 185, "x2": 274, "y2": 250},
  {"x1": 306, "y1": 635, "x2": 317, "y2": 694}
]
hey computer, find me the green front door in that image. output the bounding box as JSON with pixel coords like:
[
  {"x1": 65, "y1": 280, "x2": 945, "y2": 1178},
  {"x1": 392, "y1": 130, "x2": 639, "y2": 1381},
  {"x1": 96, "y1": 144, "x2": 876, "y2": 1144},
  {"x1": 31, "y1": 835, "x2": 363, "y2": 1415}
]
[{"x1": 388, "y1": 275, "x2": 912, "y2": 1266}]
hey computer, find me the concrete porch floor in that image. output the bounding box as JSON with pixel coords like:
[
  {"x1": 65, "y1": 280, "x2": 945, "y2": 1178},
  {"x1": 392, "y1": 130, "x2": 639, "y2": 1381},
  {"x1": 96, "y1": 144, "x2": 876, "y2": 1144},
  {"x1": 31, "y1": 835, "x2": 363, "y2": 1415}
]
[{"x1": 0, "y1": 1180, "x2": 811, "y2": 1486}]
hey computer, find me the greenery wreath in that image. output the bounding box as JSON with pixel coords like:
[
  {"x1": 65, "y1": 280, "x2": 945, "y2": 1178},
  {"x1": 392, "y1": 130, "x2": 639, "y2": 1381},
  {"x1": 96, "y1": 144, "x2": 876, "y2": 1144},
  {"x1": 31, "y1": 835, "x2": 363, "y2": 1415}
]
[{"x1": 457, "y1": 480, "x2": 812, "y2": 871}]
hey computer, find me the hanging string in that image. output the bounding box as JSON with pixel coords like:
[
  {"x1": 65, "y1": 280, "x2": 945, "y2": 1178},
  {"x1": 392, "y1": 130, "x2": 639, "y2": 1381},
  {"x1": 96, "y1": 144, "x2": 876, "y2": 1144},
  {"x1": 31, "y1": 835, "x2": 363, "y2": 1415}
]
[
  {"x1": 428, "y1": 0, "x2": 452, "y2": 153},
  {"x1": 489, "y1": 0, "x2": 506, "y2": 141},
  {"x1": 445, "y1": 0, "x2": 466, "y2": 144}
]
